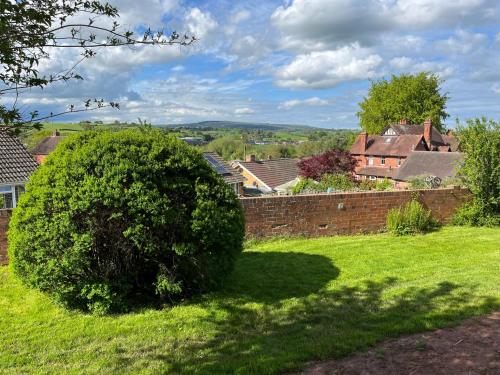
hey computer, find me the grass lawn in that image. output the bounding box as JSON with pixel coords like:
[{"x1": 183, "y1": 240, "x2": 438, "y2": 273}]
[{"x1": 1, "y1": 226, "x2": 499, "y2": 374}]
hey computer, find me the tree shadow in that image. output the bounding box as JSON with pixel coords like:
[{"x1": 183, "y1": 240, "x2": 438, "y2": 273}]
[{"x1": 115, "y1": 252, "x2": 499, "y2": 374}]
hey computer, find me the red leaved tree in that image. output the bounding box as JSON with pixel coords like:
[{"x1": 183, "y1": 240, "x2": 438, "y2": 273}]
[{"x1": 298, "y1": 149, "x2": 357, "y2": 181}]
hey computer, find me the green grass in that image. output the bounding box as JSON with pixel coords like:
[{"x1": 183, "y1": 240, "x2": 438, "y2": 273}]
[{"x1": 1, "y1": 226, "x2": 499, "y2": 374}]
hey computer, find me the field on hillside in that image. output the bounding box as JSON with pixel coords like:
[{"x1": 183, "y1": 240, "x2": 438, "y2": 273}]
[{"x1": 1, "y1": 226, "x2": 498, "y2": 374}]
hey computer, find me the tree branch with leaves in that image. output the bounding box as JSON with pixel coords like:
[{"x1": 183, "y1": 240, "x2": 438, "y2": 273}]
[{"x1": 0, "y1": 0, "x2": 196, "y2": 132}]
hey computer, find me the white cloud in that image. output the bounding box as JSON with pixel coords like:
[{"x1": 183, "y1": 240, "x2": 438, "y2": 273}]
[
  {"x1": 275, "y1": 44, "x2": 382, "y2": 89},
  {"x1": 271, "y1": 0, "x2": 390, "y2": 49},
  {"x1": 436, "y1": 30, "x2": 488, "y2": 55},
  {"x1": 492, "y1": 83, "x2": 500, "y2": 93},
  {"x1": 271, "y1": 0, "x2": 499, "y2": 51},
  {"x1": 389, "y1": 57, "x2": 455, "y2": 78},
  {"x1": 109, "y1": 0, "x2": 179, "y2": 28},
  {"x1": 230, "y1": 10, "x2": 251, "y2": 24},
  {"x1": 279, "y1": 97, "x2": 329, "y2": 109},
  {"x1": 171, "y1": 65, "x2": 186, "y2": 72},
  {"x1": 185, "y1": 7, "x2": 218, "y2": 39},
  {"x1": 234, "y1": 107, "x2": 255, "y2": 114}
]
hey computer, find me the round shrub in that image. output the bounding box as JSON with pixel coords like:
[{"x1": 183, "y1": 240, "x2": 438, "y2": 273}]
[{"x1": 9, "y1": 129, "x2": 245, "y2": 313}]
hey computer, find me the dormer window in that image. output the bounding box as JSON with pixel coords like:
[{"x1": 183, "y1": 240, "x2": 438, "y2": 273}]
[
  {"x1": 368, "y1": 156, "x2": 374, "y2": 165},
  {"x1": 384, "y1": 128, "x2": 397, "y2": 136},
  {"x1": 381, "y1": 156, "x2": 386, "y2": 165}
]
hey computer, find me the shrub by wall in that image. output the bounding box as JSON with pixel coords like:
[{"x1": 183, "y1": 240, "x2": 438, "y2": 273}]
[
  {"x1": 386, "y1": 200, "x2": 437, "y2": 235},
  {"x1": 8, "y1": 129, "x2": 245, "y2": 314}
]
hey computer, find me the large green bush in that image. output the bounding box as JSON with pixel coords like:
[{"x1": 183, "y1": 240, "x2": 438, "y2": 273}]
[
  {"x1": 9, "y1": 129, "x2": 245, "y2": 314},
  {"x1": 453, "y1": 118, "x2": 499, "y2": 226},
  {"x1": 386, "y1": 200, "x2": 437, "y2": 235}
]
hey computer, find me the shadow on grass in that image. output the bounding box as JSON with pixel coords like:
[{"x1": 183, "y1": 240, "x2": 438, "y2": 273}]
[
  {"x1": 118, "y1": 252, "x2": 499, "y2": 374},
  {"x1": 221, "y1": 251, "x2": 340, "y2": 302}
]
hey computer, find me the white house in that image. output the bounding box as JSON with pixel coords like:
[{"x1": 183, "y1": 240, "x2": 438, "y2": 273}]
[{"x1": 0, "y1": 129, "x2": 38, "y2": 208}]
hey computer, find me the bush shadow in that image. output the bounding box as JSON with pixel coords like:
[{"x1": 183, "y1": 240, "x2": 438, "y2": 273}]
[
  {"x1": 221, "y1": 251, "x2": 340, "y2": 303},
  {"x1": 117, "y1": 252, "x2": 499, "y2": 374}
]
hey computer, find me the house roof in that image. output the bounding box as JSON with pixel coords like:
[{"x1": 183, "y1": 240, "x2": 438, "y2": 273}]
[
  {"x1": 351, "y1": 123, "x2": 459, "y2": 156},
  {"x1": 351, "y1": 134, "x2": 424, "y2": 156},
  {"x1": 237, "y1": 158, "x2": 299, "y2": 189},
  {"x1": 394, "y1": 151, "x2": 463, "y2": 181},
  {"x1": 31, "y1": 133, "x2": 65, "y2": 155},
  {"x1": 442, "y1": 134, "x2": 460, "y2": 152},
  {"x1": 202, "y1": 152, "x2": 245, "y2": 185},
  {"x1": 0, "y1": 130, "x2": 38, "y2": 184},
  {"x1": 356, "y1": 166, "x2": 397, "y2": 178}
]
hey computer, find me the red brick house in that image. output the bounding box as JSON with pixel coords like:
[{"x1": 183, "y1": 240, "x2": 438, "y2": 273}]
[{"x1": 350, "y1": 119, "x2": 459, "y2": 182}]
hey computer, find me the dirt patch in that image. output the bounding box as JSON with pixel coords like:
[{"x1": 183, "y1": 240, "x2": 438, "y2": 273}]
[{"x1": 290, "y1": 312, "x2": 500, "y2": 375}]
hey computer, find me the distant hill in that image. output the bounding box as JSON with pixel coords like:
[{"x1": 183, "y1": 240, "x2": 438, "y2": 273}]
[{"x1": 161, "y1": 121, "x2": 318, "y2": 131}]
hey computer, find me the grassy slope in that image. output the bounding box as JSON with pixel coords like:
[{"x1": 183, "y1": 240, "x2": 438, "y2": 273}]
[{"x1": 0, "y1": 227, "x2": 499, "y2": 374}]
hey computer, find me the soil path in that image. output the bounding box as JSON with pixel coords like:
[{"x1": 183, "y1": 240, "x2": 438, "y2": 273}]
[{"x1": 290, "y1": 312, "x2": 500, "y2": 375}]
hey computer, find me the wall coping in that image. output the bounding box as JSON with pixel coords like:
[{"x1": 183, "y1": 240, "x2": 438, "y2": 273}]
[{"x1": 239, "y1": 186, "x2": 467, "y2": 201}]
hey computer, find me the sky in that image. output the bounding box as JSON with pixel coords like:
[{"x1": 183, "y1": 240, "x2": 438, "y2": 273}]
[{"x1": 11, "y1": 0, "x2": 500, "y2": 129}]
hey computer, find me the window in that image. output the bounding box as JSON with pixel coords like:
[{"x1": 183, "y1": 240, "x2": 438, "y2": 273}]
[
  {"x1": 397, "y1": 157, "x2": 402, "y2": 166},
  {"x1": 0, "y1": 184, "x2": 25, "y2": 209},
  {"x1": 368, "y1": 176, "x2": 377, "y2": 181},
  {"x1": 381, "y1": 156, "x2": 386, "y2": 165},
  {"x1": 368, "y1": 156, "x2": 374, "y2": 165}
]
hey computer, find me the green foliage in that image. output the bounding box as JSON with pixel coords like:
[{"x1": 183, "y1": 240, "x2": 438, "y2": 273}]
[
  {"x1": 8, "y1": 129, "x2": 245, "y2": 313},
  {"x1": 359, "y1": 179, "x2": 376, "y2": 191},
  {"x1": 386, "y1": 200, "x2": 437, "y2": 235},
  {"x1": 319, "y1": 173, "x2": 356, "y2": 191},
  {"x1": 453, "y1": 202, "x2": 500, "y2": 227},
  {"x1": 407, "y1": 175, "x2": 436, "y2": 190},
  {"x1": 375, "y1": 178, "x2": 393, "y2": 191},
  {"x1": 293, "y1": 173, "x2": 356, "y2": 194},
  {"x1": 357, "y1": 73, "x2": 449, "y2": 134},
  {"x1": 292, "y1": 178, "x2": 319, "y2": 194},
  {"x1": 0, "y1": 195, "x2": 4, "y2": 209},
  {"x1": 454, "y1": 118, "x2": 499, "y2": 226},
  {"x1": 204, "y1": 135, "x2": 245, "y2": 160}
]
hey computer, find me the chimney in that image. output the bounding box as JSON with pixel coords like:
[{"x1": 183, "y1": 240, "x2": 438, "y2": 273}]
[
  {"x1": 245, "y1": 154, "x2": 256, "y2": 162},
  {"x1": 423, "y1": 119, "x2": 432, "y2": 149},
  {"x1": 399, "y1": 119, "x2": 408, "y2": 125},
  {"x1": 360, "y1": 131, "x2": 368, "y2": 151}
]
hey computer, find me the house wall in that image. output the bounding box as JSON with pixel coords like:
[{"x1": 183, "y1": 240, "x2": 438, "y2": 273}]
[
  {"x1": 240, "y1": 186, "x2": 471, "y2": 238},
  {"x1": 0, "y1": 210, "x2": 11, "y2": 265},
  {"x1": 237, "y1": 166, "x2": 271, "y2": 192}
]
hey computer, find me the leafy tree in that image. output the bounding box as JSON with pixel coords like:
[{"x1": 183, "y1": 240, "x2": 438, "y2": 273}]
[
  {"x1": 0, "y1": 0, "x2": 195, "y2": 131},
  {"x1": 298, "y1": 149, "x2": 357, "y2": 181},
  {"x1": 8, "y1": 129, "x2": 244, "y2": 314},
  {"x1": 204, "y1": 136, "x2": 244, "y2": 160},
  {"x1": 357, "y1": 73, "x2": 449, "y2": 134},
  {"x1": 453, "y1": 118, "x2": 499, "y2": 226}
]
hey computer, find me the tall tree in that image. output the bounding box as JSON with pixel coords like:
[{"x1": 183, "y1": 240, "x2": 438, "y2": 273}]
[
  {"x1": 357, "y1": 73, "x2": 449, "y2": 134},
  {"x1": 0, "y1": 0, "x2": 195, "y2": 132}
]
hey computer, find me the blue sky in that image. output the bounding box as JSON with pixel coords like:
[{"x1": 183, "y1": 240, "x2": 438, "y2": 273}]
[{"x1": 13, "y1": 0, "x2": 500, "y2": 129}]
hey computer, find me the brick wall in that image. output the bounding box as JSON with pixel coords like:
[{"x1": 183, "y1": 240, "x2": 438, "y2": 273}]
[
  {"x1": 240, "y1": 187, "x2": 471, "y2": 238},
  {"x1": 0, "y1": 188, "x2": 472, "y2": 264},
  {"x1": 0, "y1": 210, "x2": 11, "y2": 265}
]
